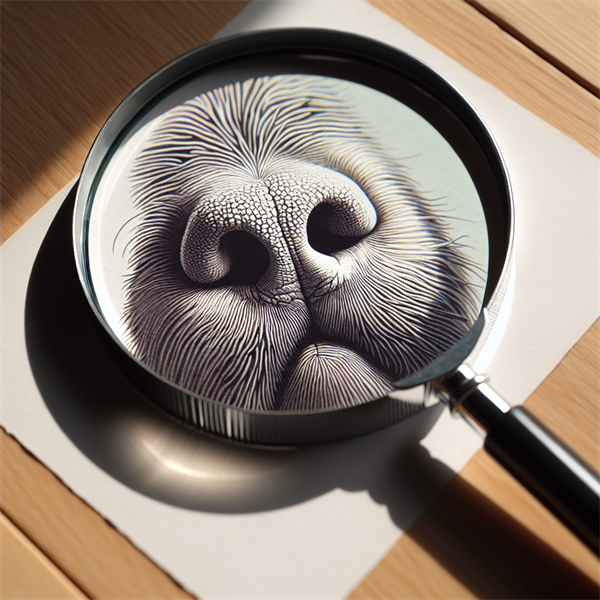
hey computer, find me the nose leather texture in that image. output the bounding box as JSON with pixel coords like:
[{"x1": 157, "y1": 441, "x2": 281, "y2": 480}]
[{"x1": 180, "y1": 162, "x2": 377, "y2": 305}]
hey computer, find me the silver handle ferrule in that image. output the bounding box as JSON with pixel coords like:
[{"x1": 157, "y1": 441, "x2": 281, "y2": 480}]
[{"x1": 436, "y1": 364, "x2": 510, "y2": 433}]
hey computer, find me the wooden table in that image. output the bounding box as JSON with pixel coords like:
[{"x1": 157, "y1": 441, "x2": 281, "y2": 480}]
[{"x1": 2, "y1": 1, "x2": 598, "y2": 598}]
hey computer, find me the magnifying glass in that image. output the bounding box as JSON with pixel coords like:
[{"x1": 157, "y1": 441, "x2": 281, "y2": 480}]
[{"x1": 72, "y1": 29, "x2": 599, "y2": 553}]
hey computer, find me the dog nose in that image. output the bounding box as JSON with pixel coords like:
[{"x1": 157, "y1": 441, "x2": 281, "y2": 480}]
[{"x1": 179, "y1": 163, "x2": 377, "y2": 301}]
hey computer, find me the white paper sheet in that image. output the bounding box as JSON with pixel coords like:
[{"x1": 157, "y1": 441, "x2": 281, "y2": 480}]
[{"x1": 2, "y1": 2, "x2": 598, "y2": 598}]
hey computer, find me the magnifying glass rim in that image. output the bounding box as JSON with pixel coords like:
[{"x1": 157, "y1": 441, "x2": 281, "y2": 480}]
[{"x1": 73, "y1": 27, "x2": 514, "y2": 443}]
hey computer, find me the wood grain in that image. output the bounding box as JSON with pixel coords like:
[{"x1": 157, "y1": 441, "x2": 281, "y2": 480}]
[
  {"x1": 0, "y1": 430, "x2": 196, "y2": 599},
  {"x1": 1, "y1": 1, "x2": 598, "y2": 598},
  {"x1": 0, "y1": 513, "x2": 88, "y2": 599},
  {"x1": 1, "y1": 5, "x2": 247, "y2": 593},
  {"x1": 351, "y1": 470, "x2": 600, "y2": 599},
  {"x1": 473, "y1": 0, "x2": 600, "y2": 95}
]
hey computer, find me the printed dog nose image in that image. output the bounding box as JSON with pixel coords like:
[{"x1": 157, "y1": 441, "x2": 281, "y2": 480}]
[{"x1": 88, "y1": 74, "x2": 488, "y2": 412}]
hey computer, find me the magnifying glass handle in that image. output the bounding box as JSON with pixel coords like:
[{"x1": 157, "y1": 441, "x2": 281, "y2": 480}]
[{"x1": 438, "y1": 365, "x2": 600, "y2": 554}]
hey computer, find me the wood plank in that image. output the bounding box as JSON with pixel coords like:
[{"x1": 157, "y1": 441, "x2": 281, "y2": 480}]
[
  {"x1": 0, "y1": 513, "x2": 88, "y2": 600},
  {"x1": 368, "y1": 0, "x2": 599, "y2": 157},
  {"x1": 473, "y1": 0, "x2": 600, "y2": 95},
  {"x1": 0, "y1": 430, "x2": 195, "y2": 599},
  {"x1": 351, "y1": 459, "x2": 600, "y2": 599},
  {"x1": 1, "y1": 7, "x2": 248, "y2": 592}
]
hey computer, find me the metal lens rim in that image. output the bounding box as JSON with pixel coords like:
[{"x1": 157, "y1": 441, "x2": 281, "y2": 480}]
[{"x1": 73, "y1": 28, "x2": 514, "y2": 444}]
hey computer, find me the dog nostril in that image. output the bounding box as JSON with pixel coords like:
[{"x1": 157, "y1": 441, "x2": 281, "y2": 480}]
[
  {"x1": 307, "y1": 202, "x2": 375, "y2": 255},
  {"x1": 180, "y1": 226, "x2": 270, "y2": 287},
  {"x1": 216, "y1": 230, "x2": 271, "y2": 286}
]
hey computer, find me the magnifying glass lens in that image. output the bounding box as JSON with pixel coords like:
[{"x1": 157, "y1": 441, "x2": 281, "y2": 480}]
[{"x1": 87, "y1": 72, "x2": 489, "y2": 413}]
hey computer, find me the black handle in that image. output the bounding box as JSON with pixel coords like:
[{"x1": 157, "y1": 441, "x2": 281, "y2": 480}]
[
  {"x1": 484, "y1": 406, "x2": 599, "y2": 553},
  {"x1": 438, "y1": 366, "x2": 600, "y2": 554}
]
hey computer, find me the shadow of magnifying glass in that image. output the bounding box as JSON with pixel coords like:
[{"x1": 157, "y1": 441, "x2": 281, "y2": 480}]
[{"x1": 25, "y1": 184, "x2": 454, "y2": 521}]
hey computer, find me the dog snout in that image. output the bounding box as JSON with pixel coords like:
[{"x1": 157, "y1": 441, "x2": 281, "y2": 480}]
[{"x1": 179, "y1": 163, "x2": 377, "y2": 302}]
